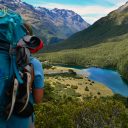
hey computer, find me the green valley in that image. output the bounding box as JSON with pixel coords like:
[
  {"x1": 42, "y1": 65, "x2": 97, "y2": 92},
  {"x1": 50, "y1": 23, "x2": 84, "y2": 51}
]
[
  {"x1": 39, "y1": 3, "x2": 128, "y2": 80},
  {"x1": 35, "y1": 2, "x2": 128, "y2": 128}
]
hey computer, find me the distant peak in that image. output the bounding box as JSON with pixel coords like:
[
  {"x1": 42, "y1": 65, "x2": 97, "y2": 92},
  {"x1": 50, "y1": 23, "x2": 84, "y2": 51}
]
[{"x1": 52, "y1": 8, "x2": 58, "y2": 10}]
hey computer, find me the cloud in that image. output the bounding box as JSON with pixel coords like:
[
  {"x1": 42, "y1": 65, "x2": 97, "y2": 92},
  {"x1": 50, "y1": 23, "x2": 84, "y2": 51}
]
[
  {"x1": 82, "y1": 14, "x2": 107, "y2": 24},
  {"x1": 33, "y1": 1, "x2": 127, "y2": 24},
  {"x1": 82, "y1": 16, "x2": 99, "y2": 24},
  {"x1": 34, "y1": 2, "x2": 116, "y2": 15}
]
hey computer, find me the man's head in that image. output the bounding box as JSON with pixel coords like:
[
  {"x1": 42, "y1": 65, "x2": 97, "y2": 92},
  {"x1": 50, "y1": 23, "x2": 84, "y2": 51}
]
[{"x1": 23, "y1": 23, "x2": 44, "y2": 53}]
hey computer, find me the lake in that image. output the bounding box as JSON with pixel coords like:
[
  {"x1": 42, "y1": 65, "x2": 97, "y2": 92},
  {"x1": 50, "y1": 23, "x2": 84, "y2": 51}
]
[{"x1": 82, "y1": 67, "x2": 128, "y2": 97}]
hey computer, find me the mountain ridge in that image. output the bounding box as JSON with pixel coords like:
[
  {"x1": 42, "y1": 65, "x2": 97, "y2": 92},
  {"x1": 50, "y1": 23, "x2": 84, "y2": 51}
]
[
  {"x1": 0, "y1": 0, "x2": 90, "y2": 44},
  {"x1": 45, "y1": 2, "x2": 128, "y2": 52}
]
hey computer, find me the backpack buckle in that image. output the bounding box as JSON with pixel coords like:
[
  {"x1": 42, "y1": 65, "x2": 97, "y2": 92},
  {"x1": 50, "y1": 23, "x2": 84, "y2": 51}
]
[{"x1": 9, "y1": 45, "x2": 16, "y2": 55}]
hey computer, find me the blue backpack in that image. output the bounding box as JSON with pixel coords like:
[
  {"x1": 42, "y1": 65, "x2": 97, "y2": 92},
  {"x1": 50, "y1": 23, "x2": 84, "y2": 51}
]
[{"x1": 0, "y1": 7, "x2": 28, "y2": 120}]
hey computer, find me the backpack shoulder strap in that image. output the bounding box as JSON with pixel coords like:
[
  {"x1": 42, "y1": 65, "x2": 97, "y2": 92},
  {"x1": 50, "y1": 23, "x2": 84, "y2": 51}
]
[{"x1": 24, "y1": 64, "x2": 34, "y2": 90}]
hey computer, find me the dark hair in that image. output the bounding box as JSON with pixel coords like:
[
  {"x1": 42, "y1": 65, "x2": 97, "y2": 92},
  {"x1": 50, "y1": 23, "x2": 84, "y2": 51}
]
[{"x1": 24, "y1": 23, "x2": 33, "y2": 36}]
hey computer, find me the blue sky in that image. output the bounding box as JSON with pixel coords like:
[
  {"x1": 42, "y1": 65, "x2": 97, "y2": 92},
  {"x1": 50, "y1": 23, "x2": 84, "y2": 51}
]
[
  {"x1": 22, "y1": 0, "x2": 128, "y2": 24},
  {"x1": 22, "y1": 0, "x2": 115, "y2": 6}
]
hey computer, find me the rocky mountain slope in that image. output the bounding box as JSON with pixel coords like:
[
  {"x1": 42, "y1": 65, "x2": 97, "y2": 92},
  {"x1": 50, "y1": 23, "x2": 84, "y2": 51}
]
[
  {"x1": 0, "y1": 0, "x2": 90, "y2": 44},
  {"x1": 46, "y1": 2, "x2": 128, "y2": 51}
]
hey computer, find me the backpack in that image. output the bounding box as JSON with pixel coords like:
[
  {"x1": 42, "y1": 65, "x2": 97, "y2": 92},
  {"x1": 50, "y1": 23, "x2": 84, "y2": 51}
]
[{"x1": 0, "y1": 6, "x2": 33, "y2": 120}]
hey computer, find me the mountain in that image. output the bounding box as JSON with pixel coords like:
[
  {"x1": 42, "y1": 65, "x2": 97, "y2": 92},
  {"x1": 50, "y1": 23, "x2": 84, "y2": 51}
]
[
  {"x1": 46, "y1": 2, "x2": 128, "y2": 51},
  {"x1": 0, "y1": 0, "x2": 90, "y2": 44}
]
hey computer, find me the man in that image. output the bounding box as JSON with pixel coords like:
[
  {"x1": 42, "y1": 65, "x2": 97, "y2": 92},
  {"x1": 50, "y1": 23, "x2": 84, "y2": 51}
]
[{"x1": 6, "y1": 23, "x2": 44, "y2": 128}]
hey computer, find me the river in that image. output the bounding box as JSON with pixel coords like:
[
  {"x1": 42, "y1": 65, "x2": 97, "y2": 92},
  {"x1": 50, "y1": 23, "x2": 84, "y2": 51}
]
[{"x1": 81, "y1": 67, "x2": 128, "y2": 97}]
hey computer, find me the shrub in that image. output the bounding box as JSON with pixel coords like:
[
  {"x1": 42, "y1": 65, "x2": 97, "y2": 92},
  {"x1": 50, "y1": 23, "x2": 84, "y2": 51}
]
[
  {"x1": 52, "y1": 82, "x2": 56, "y2": 85},
  {"x1": 75, "y1": 76, "x2": 83, "y2": 79},
  {"x1": 43, "y1": 82, "x2": 55, "y2": 102},
  {"x1": 78, "y1": 83, "x2": 82, "y2": 85},
  {"x1": 35, "y1": 99, "x2": 128, "y2": 128},
  {"x1": 68, "y1": 69, "x2": 77, "y2": 75},
  {"x1": 91, "y1": 81, "x2": 95, "y2": 83},
  {"x1": 71, "y1": 85, "x2": 78, "y2": 89},
  {"x1": 35, "y1": 102, "x2": 75, "y2": 128},
  {"x1": 51, "y1": 66, "x2": 56, "y2": 70},
  {"x1": 66, "y1": 84, "x2": 70, "y2": 86},
  {"x1": 74, "y1": 99, "x2": 128, "y2": 128},
  {"x1": 75, "y1": 93, "x2": 81, "y2": 97},
  {"x1": 85, "y1": 86, "x2": 89, "y2": 91},
  {"x1": 62, "y1": 84, "x2": 68, "y2": 88},
  {"x1": 94, "y1": 96, "x2": 97, "y2": 99},
  {"x1": 43, "y1": 63, "x2": 52, "y2": 69},
  {"x1": 97, "y1": 92, "x2": 101, "y2": 95},
  {"x1": 90, "y1": 83, "x2": 93, "y2": 85}
]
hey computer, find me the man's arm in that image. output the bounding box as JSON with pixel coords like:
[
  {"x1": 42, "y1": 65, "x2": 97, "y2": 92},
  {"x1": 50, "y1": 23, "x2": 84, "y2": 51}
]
[
  {"x1": 30, "y1": 57, "x2": 44, "y2": 104},
  {"x1": 33, "y1": 88, "x2": 44, "y2": 104}
]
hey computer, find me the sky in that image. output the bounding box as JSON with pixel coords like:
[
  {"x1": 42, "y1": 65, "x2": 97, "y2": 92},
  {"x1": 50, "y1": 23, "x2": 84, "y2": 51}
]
[{"x1": 22, "y1": 0, "x2": 128, "y2": 24}]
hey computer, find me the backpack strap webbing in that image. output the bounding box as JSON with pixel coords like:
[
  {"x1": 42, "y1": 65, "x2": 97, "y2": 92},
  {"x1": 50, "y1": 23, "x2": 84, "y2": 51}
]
[
  {"x1": 9, "y1": 45, "x2": 23, "y2": 84},
  {"x1": 24, "y1": 64, "x2": 35, "y2": 90}
]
